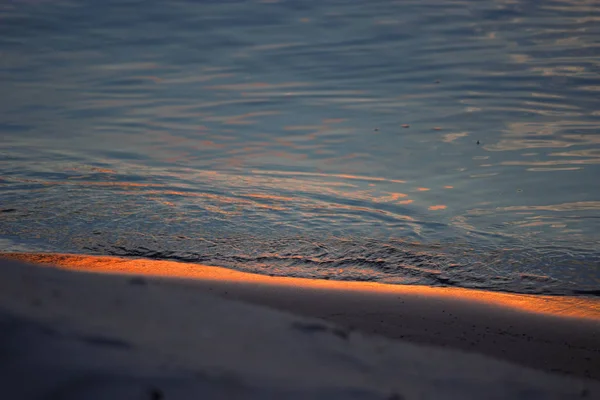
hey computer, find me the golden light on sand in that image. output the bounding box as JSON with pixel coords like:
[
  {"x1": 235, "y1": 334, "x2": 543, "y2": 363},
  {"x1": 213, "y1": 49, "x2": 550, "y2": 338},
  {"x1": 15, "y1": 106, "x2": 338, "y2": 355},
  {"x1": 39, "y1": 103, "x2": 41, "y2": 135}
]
[{"x1": 3, "y1": 253, "x2": 599, "y2": 321}]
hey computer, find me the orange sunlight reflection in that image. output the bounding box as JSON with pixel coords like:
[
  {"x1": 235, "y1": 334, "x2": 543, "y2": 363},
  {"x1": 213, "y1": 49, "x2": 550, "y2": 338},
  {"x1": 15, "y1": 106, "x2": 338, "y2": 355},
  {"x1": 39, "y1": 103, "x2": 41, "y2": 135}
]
[
  {"x1": 3, "y1": 253, "x2": 599, "y2": 321},
  {"x1": 428, "y1": 205, "x2": 447, "y2": 211}
]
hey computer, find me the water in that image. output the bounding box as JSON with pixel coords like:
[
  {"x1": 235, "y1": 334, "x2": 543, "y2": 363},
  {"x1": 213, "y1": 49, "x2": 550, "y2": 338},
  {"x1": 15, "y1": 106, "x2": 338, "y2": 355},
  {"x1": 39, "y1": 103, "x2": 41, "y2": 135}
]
[{"x1": 1, "y1": 0, "x2": 600, "y2": 295}]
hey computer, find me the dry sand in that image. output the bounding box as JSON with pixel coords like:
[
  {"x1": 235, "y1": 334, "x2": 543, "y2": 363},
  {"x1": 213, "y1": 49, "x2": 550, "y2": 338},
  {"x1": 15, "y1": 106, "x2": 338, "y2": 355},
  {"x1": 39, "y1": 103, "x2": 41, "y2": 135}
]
[
  {"x1": 2, "y1": 252, "x2": 599, "y2": 386},
  {"x1": 1, "y1": 257, "x2": 599, "y2": 399}
]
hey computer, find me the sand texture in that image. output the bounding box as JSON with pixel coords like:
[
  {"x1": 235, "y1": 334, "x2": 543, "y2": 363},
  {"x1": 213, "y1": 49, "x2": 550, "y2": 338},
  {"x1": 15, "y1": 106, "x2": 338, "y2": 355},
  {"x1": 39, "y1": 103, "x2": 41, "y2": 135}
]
[
  {"x1": 1, "y1": 255, "x2": 599, "y2": 399},
  {"x1": 3, "y1": 252, "x2": 600, "y2": 380}
]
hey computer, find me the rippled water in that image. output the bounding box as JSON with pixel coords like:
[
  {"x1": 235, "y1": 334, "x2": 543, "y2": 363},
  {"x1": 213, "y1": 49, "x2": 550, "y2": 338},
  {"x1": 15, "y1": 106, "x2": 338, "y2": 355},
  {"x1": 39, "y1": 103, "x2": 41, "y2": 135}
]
[{"x1": 1, "y1": 0, "x2": 600, "y2": 295}]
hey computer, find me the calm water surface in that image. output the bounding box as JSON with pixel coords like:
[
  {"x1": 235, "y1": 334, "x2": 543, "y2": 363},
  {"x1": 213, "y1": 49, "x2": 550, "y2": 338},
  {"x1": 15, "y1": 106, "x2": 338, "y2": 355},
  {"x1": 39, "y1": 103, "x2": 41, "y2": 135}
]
[{"x1": 1, "y1": 0, "x2": 600, "y2": 295}]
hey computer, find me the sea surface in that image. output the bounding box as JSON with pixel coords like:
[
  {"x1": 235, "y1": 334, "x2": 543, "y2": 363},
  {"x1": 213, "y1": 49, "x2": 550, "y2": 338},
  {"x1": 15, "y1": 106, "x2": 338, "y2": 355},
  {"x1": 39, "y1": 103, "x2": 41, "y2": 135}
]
[{"x1": 1, "y1": 0, "x2": 599, "y2": 295}]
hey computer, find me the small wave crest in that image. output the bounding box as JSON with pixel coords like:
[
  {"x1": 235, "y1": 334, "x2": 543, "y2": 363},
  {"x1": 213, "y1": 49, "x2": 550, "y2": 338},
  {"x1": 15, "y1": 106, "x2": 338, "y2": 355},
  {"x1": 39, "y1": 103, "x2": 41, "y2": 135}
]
[{"x1": 81, "y1": 235, "x2": 599, "y2": 297}]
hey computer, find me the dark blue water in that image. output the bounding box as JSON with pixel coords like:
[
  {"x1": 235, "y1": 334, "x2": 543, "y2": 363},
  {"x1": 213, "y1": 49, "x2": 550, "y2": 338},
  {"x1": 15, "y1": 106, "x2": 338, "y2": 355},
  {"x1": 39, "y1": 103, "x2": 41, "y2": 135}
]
[{"x1": 2, "y1": 0, "x2": 600, "y2": 295}]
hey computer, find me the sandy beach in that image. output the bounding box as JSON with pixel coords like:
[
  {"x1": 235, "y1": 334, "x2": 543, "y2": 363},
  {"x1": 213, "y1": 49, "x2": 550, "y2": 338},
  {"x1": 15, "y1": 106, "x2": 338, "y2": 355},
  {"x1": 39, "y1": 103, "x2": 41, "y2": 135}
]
[
  {"x1": 4, "y1": 0, "x2": 600, "y2": 398},
  {"x1": 1, "y1": 251, "x2": 599, "y2": 398}
]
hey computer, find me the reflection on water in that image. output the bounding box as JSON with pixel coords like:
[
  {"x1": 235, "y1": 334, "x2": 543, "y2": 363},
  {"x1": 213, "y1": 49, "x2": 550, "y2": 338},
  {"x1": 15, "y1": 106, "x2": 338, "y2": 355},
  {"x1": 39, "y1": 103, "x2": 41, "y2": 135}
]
[{"x1": 1, "y1": 0, "x2": 600, "y2": 295}]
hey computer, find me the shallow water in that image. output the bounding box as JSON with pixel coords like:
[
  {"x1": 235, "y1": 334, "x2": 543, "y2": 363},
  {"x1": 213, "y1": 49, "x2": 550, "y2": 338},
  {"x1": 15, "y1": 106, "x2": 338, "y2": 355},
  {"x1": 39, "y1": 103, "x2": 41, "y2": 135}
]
[{"x1": 1, "y1": 0, "x2": 600, "y2": 295}]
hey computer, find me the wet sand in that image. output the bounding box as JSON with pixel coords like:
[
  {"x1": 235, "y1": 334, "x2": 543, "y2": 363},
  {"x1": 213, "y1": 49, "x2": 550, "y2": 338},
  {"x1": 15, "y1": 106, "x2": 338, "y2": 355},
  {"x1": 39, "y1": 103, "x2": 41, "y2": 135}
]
[{"x1": 3, "y1": 252, "x2": 599, "y2": 381}]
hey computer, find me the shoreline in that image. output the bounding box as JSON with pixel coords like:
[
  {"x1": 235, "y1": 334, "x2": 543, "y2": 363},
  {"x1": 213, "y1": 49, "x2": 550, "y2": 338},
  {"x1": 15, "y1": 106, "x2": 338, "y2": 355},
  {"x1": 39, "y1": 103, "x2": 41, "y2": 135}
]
[{"x1": 2, "y1": 251, "x2": 600, "y2": 381}]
